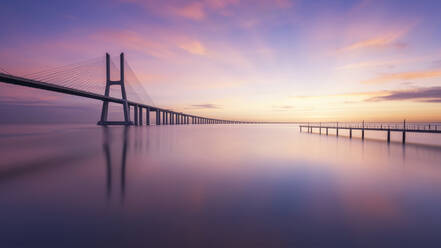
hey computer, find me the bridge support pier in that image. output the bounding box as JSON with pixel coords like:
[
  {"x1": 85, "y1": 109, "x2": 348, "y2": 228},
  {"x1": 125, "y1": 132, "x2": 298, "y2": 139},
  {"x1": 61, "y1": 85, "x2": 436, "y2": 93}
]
[
  {"x1": 387, "y1": 129, "x2": 391, "y2": 143},
  {"x1": 139, "y1": 107, "x2": 143, "y2": 125},
  {"x1": 156, "y1": 110, "x2": 160, "y2": 125},
  {"x1": 98, "y1": 53, "x2": 132, "y2": 125},
  {"x1": 134, "y1": 105, "x2": 139, "y2": 125},
  {"x1": 326, "y1": 127, "x2": 328, "y2": 135},
  {"x1": 349, "y1": 128, "x2": 352, "y2": 139}
]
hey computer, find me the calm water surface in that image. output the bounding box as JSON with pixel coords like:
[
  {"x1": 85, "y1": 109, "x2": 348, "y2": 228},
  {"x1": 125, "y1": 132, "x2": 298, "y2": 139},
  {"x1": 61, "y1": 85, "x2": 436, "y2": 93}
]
[{"x1": 1, "y1": 124, "x2": 441, "y2": 247}]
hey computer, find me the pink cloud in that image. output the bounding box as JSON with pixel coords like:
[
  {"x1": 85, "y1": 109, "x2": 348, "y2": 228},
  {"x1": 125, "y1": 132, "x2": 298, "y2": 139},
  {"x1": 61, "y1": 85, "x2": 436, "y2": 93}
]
[{"x1": 170, "y1": 2, "x2": 206, "y2": 20}]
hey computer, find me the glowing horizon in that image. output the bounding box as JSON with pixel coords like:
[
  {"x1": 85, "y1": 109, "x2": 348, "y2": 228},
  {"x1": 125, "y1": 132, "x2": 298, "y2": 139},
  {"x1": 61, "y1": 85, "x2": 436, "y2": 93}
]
[{"x1": 1, "y1": 0, "x2": 441, "y2": 122}]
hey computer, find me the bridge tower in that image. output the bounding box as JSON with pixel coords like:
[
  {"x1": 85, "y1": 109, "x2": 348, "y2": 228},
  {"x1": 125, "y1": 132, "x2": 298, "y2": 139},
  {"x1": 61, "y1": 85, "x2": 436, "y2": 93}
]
[{"x1": 98, "y1": 53, "x2": 132, "y2": 125}]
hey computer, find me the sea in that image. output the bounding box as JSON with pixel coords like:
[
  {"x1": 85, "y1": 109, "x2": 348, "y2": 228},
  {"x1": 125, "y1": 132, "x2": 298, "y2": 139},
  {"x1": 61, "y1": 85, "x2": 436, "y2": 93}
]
[{"x1": 1, "y1": 124, "x2": 441, "y2": 247}]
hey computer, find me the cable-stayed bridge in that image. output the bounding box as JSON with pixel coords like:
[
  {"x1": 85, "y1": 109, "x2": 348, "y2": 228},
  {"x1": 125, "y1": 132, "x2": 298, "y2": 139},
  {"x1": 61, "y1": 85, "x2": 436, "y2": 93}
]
[{"x1": 0, "y1": 53, "x2": 251, "y2": 125}]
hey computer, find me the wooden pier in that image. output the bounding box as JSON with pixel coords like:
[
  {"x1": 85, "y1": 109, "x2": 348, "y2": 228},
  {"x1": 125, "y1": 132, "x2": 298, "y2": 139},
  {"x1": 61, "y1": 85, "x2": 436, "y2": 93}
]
[{"x1": 299, "y1": 121, "x2": 441, "y2": 144}]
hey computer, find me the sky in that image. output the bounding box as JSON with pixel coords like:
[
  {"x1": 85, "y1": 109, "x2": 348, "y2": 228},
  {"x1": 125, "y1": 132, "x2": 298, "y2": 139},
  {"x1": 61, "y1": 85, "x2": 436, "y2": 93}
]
[{"x1": 1, "y1": 0, "x2": 441, "y2": 123}]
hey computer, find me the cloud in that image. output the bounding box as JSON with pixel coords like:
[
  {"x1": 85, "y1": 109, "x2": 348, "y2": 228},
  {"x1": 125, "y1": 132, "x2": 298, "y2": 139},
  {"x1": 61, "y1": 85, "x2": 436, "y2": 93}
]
[
  {"x1": 291, "y1": 87, "x2": 441, "y2": 104},
  {"x1": 291, "y1": 91, "x2": 384, "y2": 99},
  {"x1": 337, "y1": 26, "x2": 411, "y2": 53},
  {"x1": 120, "y1": 0, "x2": 240, "y2": 21},
  {"x1": 272, "y1": 105, "x2": 294, "y2": 109},
  {"x1": 178, "y1": 41, "x2": 207, "y2": 55},
  {"x1": 90, "y1": 30, "x2": 210, "y2": 59},
  {"x1": 362, "y1": 69, "x2": 441, "y2": 84},
  {"x1": 170, "y1": 2, "x2": 206, "y2": 20},
  {"x1": 336, "y1": 58, "x2": 407, "y2": 70},
  {"x1": 339, "y1": 34, "x2": 405, "y2": 52},
  {"x1": 272, "y1": 105, "x2": 294, "y2": 112},
  {"x1": 189, "y1": 103, "x2": 222, "y2": 109},
  {"x1": 433, "y1": 59, "x2": 441, "y2": 67},
  {"x1": 366, "y1": 86, "x2": 441, "y2": 103}
]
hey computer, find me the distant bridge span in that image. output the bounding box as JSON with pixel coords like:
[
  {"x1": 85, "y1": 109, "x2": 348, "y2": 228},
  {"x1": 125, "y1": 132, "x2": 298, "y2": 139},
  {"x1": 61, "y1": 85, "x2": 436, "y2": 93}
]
[{"x1": 0, "y1": 53, "x2": 252, "y2": 126}]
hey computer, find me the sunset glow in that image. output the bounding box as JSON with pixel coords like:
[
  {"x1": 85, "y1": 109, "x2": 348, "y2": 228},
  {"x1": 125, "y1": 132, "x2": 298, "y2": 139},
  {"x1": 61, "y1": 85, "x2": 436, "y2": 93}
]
[{"x1": 1, "y1": 0, "x2": 441, "y2": 122}]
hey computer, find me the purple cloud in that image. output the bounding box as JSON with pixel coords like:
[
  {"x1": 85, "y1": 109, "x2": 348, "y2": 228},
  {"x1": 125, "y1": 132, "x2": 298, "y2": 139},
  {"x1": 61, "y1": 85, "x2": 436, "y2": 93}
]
[{"x1": 367, "y1": 86, "x2": 441, "y2": 103}]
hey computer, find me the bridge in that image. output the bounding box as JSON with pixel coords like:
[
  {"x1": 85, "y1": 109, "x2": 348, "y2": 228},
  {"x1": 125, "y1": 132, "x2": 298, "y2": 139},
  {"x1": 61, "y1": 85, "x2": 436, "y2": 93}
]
[{"x1": 0, "y1": 53, "x2": 252, "y2": 126}]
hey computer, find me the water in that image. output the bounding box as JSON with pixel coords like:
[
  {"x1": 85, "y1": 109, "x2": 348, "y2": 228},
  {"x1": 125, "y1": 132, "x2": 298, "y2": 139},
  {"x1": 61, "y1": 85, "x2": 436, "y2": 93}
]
[{"x1": 1, "y1": 124, "x2": 441, "y2": 247}]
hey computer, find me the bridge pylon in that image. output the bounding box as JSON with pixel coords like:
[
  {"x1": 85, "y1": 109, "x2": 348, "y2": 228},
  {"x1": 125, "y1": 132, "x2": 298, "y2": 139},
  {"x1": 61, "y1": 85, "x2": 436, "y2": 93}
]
[{"x1": 98, "y1": 53, "x2": 133, "y2": 125}]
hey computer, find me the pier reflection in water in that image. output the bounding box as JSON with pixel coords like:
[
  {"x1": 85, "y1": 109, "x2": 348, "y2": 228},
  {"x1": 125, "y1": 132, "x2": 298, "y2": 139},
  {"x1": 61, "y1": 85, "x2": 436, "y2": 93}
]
[{"x1": 0, "y1": 124, "x2": 441, "y2": 247}]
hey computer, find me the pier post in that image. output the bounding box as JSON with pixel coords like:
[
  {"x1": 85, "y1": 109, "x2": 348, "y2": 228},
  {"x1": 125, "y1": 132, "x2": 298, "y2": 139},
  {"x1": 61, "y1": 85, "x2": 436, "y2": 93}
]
[
  {"x1": 402, "y1": 119, "x2": 406, "y2": 144},
  {"x1": 146, "y1": 108, "x2": 150, "y2": 125},
  {"x1": 336, "y1": 122, "x2": 339, "y2": 136},
  {"x1": 326, "y1": 127, "x2": 328, "y2": 135},
  {"x1": 387, "y1": 129, "x2": 391, "y2": 143},
  {"x1": 362, "y1": 120, "x2": 365, "y2": 140},
  {"x1": 349, "y1": 128, "x2": 352, "y2": 139},
  {"x1": 319, "y1": 122, "x2": 321, "y2": 135}
]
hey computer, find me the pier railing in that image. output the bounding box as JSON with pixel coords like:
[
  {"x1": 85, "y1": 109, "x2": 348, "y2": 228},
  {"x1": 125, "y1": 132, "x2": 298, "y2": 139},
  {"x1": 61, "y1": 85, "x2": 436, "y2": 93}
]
[
  {"x1": 303, "y1": 122, "x2": 441, "y2": 132},
  {"x1": 299, "y1": 121, "x2": 441, "y2": 144}
]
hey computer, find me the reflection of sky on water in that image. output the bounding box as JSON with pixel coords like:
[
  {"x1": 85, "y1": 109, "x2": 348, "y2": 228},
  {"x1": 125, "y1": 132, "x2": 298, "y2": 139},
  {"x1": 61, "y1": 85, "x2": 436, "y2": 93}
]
[{"x1": 0, "y1": 124, "x2": 441, "y2": 247}]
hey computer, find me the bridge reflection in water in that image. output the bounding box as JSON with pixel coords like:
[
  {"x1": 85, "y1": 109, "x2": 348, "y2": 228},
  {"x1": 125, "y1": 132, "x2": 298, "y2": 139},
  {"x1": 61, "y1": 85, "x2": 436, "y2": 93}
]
[{"x1": 102, "y1": 126, "x2": 128, "y2": 203}]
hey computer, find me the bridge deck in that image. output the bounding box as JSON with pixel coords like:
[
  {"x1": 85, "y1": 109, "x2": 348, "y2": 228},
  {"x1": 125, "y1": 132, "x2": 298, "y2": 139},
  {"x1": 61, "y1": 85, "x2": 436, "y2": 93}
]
[{"x1": 0, "y1": 73, "x2": 207, "y2": 119}]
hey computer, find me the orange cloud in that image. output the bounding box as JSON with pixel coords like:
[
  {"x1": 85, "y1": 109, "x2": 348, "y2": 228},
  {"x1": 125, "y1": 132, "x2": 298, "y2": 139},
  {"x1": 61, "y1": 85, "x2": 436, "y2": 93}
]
[
  {"x1": 362, "y1": 69, "x2": 441, "y2": 84},
  {"x1": 90, "y1": 30, "x2": 211, "y2": 59},
  {"x1": 292, "y1": 91, "x2": 386, "y2": 99},
  {"x1": 336, "y1": 21, "x2": 417, "y2": 53},
  {"x1": 178, "y1": 41, "x2": 207, "y2": 55},
  {"x1": 338, "y1": 32, "x2": 405, "y2": 52}
]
